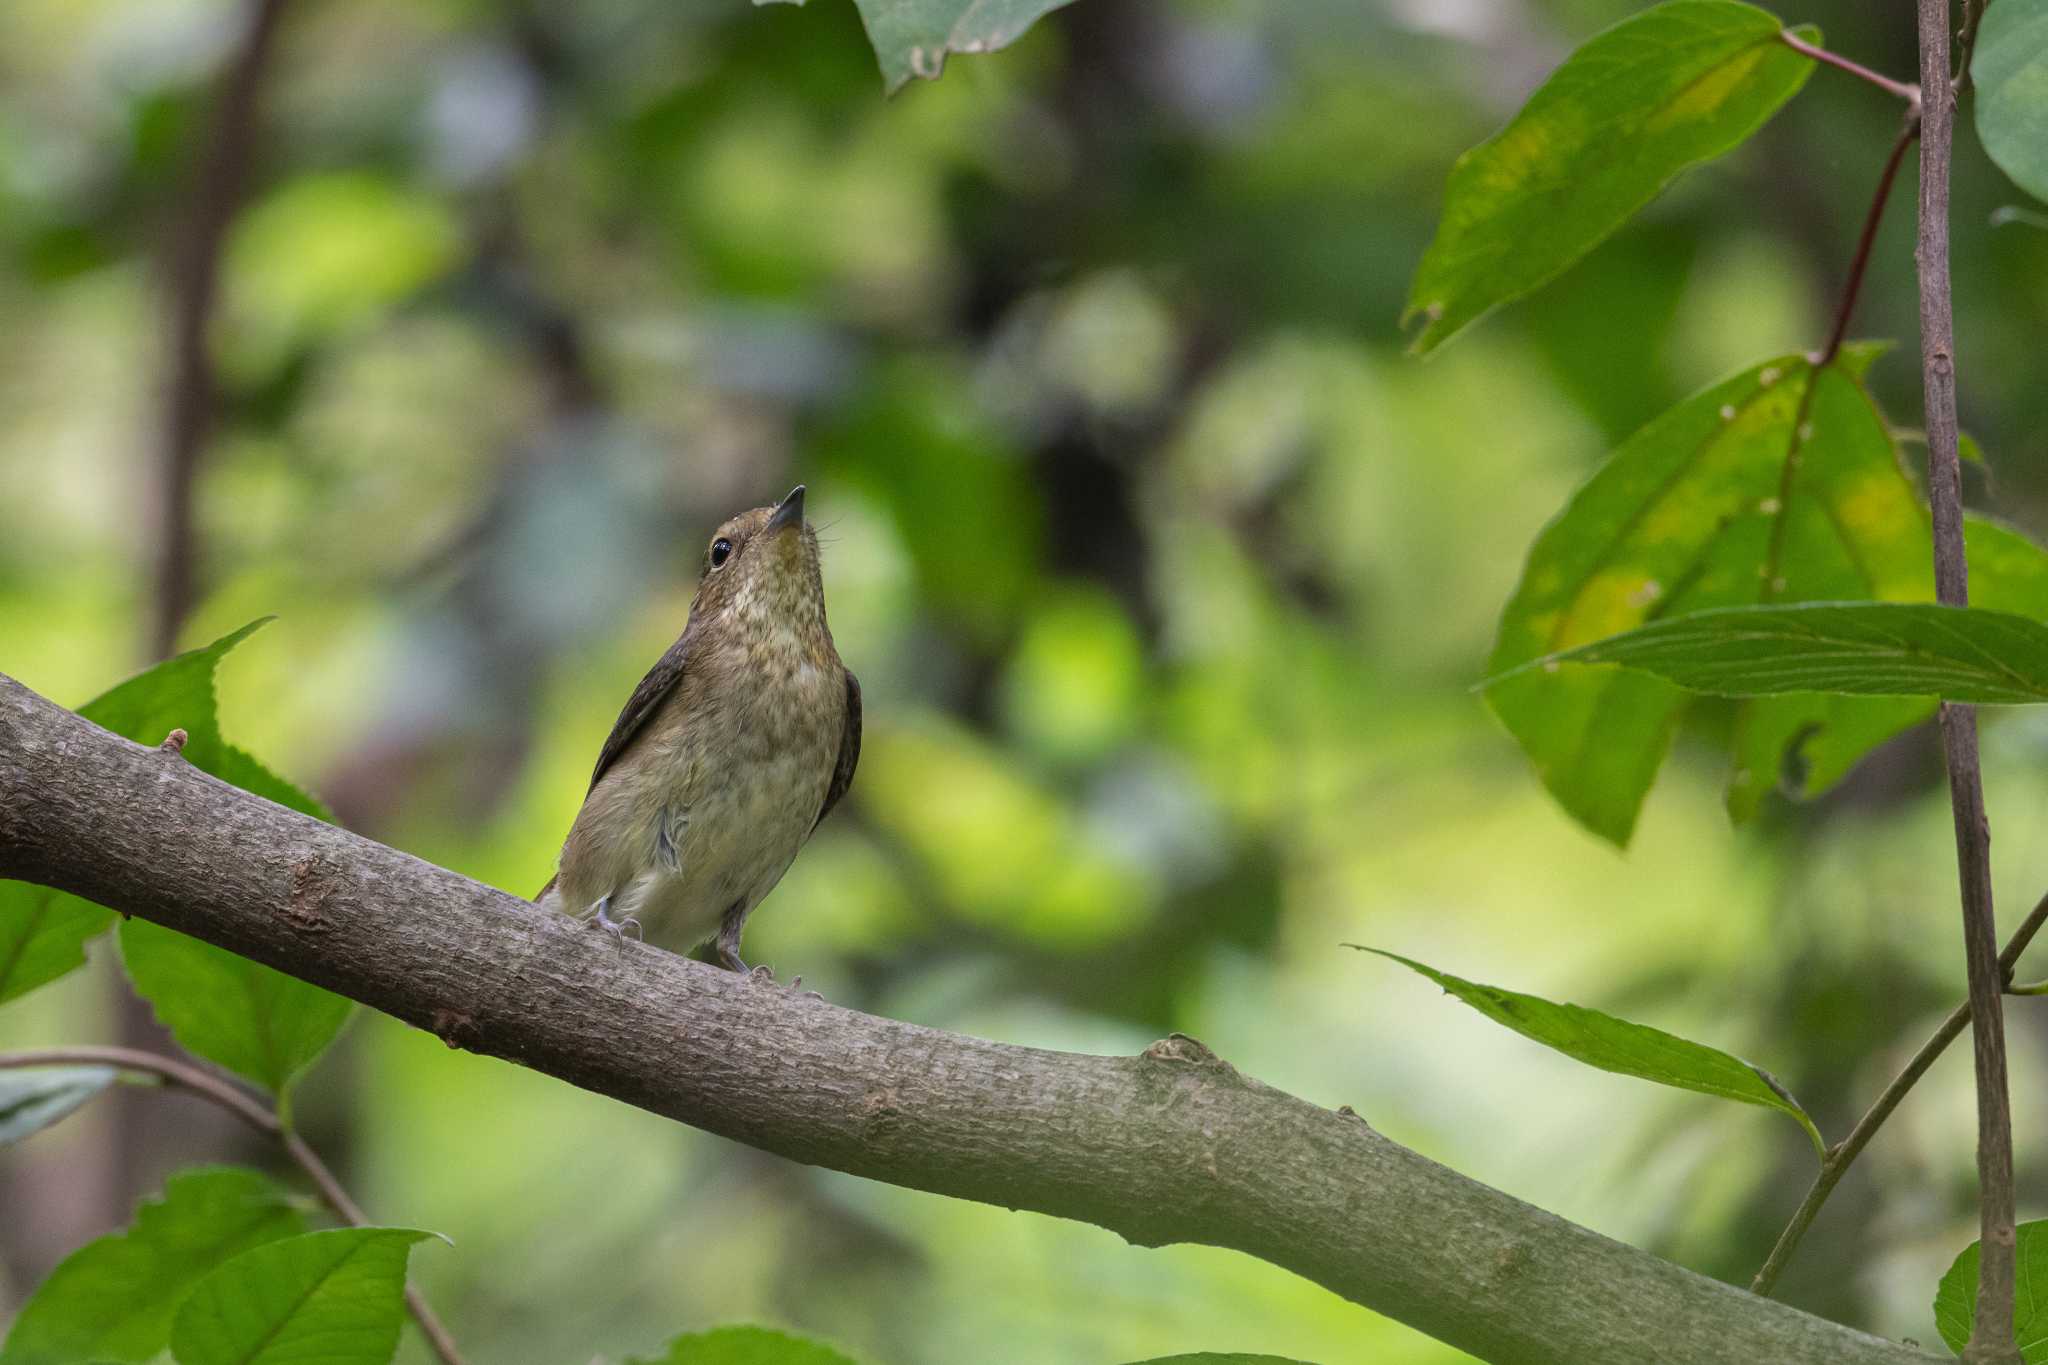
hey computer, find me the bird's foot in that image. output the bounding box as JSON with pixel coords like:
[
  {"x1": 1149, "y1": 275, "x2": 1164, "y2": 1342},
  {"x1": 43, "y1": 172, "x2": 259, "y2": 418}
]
[{"x1": 585, "y1": 896, "x2": 642, "y2": 944}]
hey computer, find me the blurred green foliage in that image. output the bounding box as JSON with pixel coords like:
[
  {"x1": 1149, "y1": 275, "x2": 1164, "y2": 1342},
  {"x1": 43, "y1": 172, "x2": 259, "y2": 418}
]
[{"x1": 5, "y1": 0, "x2": 2048, "y2": 1362}]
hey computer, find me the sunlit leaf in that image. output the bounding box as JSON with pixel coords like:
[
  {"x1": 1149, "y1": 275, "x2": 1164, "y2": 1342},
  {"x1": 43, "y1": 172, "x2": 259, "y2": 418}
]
[
  {"x1": 1353, "y1": 947, "x2": 1824, "y2": 1156},
  {"x1": 0, "y1": 621, "x2": 326, "y2": 1006},
  {"x1": 757, "y1": 0, "x2": 1077, "y2": 93},
  {"x1": 1522, "y1": 602, "x2": 2048, "y2": 703},
  {"x1": 1973, "y1": 0, "x2": 2048, "y2": 203},
  {"x1": 0, "y1": 1168, "x2": 305, "y2": 1365},
  {"x1": 1486, "y1": 350, "x2": 1934, "y2": 844},
  {"x1": 624, "y1": 1325, "x2": 863, "y2": 1364},
  {"x1": 0, "y1": 1065, "x2": 114, "y2": 1147},
  {"x1": 1725, "y1": 515, "x2": 2048, "y2": 819},
  {"x1": 169, "y1": 1227, "x2": 439, "y2": 1365},
  {"x1": 1934, "y1": 1219, "x2": 2048, "y2": 1361},
  {"x1": 1405, "y1": 1, "x2": 1817, "y2": 352},
  {"x1": 121, "y1": 918, "x2": 353, "y2": 1100}
]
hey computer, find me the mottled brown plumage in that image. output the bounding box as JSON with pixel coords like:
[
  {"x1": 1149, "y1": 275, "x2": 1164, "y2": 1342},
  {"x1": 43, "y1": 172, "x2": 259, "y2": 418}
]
[{"x1": 536, "y1": 486, "x2": 858, "y2": 972}]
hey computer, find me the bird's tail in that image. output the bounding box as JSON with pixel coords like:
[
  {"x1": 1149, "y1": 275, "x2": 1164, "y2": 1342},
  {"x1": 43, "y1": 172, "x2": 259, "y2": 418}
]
[{"x1": 534, "y1": 874, "x2": 561, "y2": 909}]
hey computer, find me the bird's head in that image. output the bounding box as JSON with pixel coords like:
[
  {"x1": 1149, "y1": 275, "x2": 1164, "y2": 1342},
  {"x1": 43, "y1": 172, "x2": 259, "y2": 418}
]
[{"x1": 691, "y1": 485, "x2": 828, "y2": 637}]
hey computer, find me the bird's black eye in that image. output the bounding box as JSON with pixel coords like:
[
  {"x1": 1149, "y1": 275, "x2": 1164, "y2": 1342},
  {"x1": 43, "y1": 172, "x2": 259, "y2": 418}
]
[{"x1": 709, "y1": 538, "x2": 733, "y2": 569}]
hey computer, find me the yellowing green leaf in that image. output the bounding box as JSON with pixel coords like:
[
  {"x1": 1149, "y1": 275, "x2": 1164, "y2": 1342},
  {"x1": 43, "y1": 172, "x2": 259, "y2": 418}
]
[
  {"x1": 1406, "y1": 1, "x2": 1817, "y2": 352},
  {"x1": 1486, "y1": 353, "x2": 1934, "y2": 844}
]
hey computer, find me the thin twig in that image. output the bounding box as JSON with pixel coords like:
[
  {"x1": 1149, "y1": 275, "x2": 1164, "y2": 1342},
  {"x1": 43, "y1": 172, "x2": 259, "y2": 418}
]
[
  {"x1": 1954, "y1": 0, "x2": 1985, "y2": 94},
  {"x1": 1916, "y1": 2, "x2": 2019, "y2": 1357},
  {"x1": 1779, "y1": 30, "x2": 1922, "y2": 105},
  {"x1": 0, "y1": 1046, "x2": 467, "y2": 1365},
  {"x1": 1821, "y1": 113, "x2": 1922, "y2": 368},
  {"x1": 1752, "y1": 891, "x2": 2048, "y2": 1297},
  {"x1": 1759, "y1": 112, "x2": 1920, "y2": 600}
]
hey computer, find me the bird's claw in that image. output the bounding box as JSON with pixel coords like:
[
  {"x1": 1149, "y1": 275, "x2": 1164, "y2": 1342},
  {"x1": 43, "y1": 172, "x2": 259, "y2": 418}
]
[{"x1": 585, "y1": 898, "x2": 641, "y2": 944}]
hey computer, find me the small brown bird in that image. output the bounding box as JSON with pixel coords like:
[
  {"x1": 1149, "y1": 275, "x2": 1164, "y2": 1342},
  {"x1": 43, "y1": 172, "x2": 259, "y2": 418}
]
[{"x1": 536, "y1": 485, "x2": 860, "y2": 973}]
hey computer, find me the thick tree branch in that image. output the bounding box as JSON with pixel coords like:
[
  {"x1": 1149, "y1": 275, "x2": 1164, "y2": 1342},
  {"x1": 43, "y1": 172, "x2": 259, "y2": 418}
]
[{"x1": 0, "y1": 676, "x2": 1943, "y2": 1365}]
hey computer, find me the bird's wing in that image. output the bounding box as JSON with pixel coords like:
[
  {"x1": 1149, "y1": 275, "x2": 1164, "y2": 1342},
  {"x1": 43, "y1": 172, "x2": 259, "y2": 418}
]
[
  {"x1": 814, "y1": 667, "x2": 861, "y2": 832},
  {"x1": 587, "y1": 630, "x2": 694, "y2": 792}
]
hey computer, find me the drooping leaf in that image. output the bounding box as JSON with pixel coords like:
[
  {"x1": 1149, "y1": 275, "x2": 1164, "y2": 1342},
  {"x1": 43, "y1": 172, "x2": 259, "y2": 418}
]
[
  {"x1": 120, "y1": 918, "x2": 353, "y2": 1100},
  {"x1": 1725, "y1": 515, "x2": 2048, "y2": 819},
  {"x1": 0, "y1": 1065, "x2": 115, "y2": 1147},
  {"x1": 169, "y1": 1227, "x2": 439, "y2": 1365},
  {"x1": 1486, "y1": 350, "x2": 1935, "y2": 844},
  {"x1": 624, "y1": 1325, "x2": 863, "y2": 1365},
  {"x1": 1934, "y1": 1219, "x2": 2048, "y2": 1360},
  {"x1": 0, "y1": 620, "x2": 328, "y2": 1006},
  {"x1": 1353, "y1": 948, "x2": 1824, "y2": 1156},
  {"x1": 1520, "y1": 602, "x2": 2048, "y2": 704},
  {"x1": 1973, "y1": 0, "x2": 2048, "y2": 204},
  {"x1": 0, "y1": 1168, "x2": 306, "y2": 1365},
  {"x1": 756, "y1": 0, "x2": 1077, "y2": 93},
  {"x1": 1405, "y1": 1, "x2": 1817, "y2": 352}
]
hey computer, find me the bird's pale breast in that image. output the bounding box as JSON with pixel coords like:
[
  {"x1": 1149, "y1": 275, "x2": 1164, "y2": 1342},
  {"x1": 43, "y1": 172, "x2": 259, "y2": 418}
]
[{"x1": 553, "y1": 619, "x2": 843, "y2": 952}]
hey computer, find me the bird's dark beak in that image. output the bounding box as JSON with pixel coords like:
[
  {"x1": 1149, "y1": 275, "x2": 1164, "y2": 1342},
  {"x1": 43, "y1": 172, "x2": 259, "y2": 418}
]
[{"x1": 765, "y1": 485, "x2": 806, "y2": 536}]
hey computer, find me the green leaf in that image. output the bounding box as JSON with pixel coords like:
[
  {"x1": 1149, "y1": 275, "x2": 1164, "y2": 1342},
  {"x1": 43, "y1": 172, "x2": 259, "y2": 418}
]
[
  {"x1": 0, "y1": 1167, "x2": 306, "y2": 1365},
  {"x1": 1486, "y1": 352, "x2": 1934, "y2": 844},
  {"x1": 120, "y1": 918, "x2": 353, "y2": 1099},
  {"x1": 0, "y1": 618, "x2": 353, "y2": 1091},
  {"x1": 0, "y1": 891, "x2": 115, "y2": 1009},
  {"x1": 169, "y1": 1227, "x2": 439, "y2": 1365},
  {"x1": 0, "y1": 1065, "x2": 115, "y2": 1146},
  {"x1": 624, "y1": 1325, "x2": 863, "y2": 1365},
  {"x1": 1723, "y1": 513, "x2": 2048, "y2": 818},
  {"x1": 0, "y1": 620, "x2": 328, "y2": 1006},
  {"x1": 1353, "y1": 947, "x2": 1824, "y2": 1156},
  {"x1": 1405, "y1": 1, "x2": 1817, "y2": 353},
  {"x1": 1973, "y1": 0, "x2": 2048, "y2": 204},
  {"x1": 1934, "y1": 1219, "x2": 2048, "y2": 1360},
  {"x1": 1521, "y1": 602, "x2": 2048, "y2": 704},
  {"x1": 756, "y1": 0, "x2": 1077, "y2": 93}
]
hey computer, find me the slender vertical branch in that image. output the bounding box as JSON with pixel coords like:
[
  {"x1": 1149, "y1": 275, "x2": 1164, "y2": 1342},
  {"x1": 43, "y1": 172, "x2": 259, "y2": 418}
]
[
  {"x1": 148, "y1": 0, "x2": 291, "y2": 659},
  {"x1": 0, "y1": 1047, "x2": 468, "y2": 1365},
  {"x1": 1752, "y1": 890, "x2": 2048, "y2": 1297},
  {"x1": 1915, "y1": 2, "x2": 2019, "y2": 1359}
]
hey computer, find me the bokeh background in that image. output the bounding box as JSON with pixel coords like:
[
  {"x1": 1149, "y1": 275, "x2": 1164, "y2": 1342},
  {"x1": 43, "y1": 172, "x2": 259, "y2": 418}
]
[{"x1": 6, "y1": 1, "x2": 2048, "y2": 1361}]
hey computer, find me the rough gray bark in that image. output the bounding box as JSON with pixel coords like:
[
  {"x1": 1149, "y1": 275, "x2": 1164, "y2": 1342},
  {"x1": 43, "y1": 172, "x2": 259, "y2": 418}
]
[{"x1": 0, "y1": 674, "x2": 1941, "y2": 1365}]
